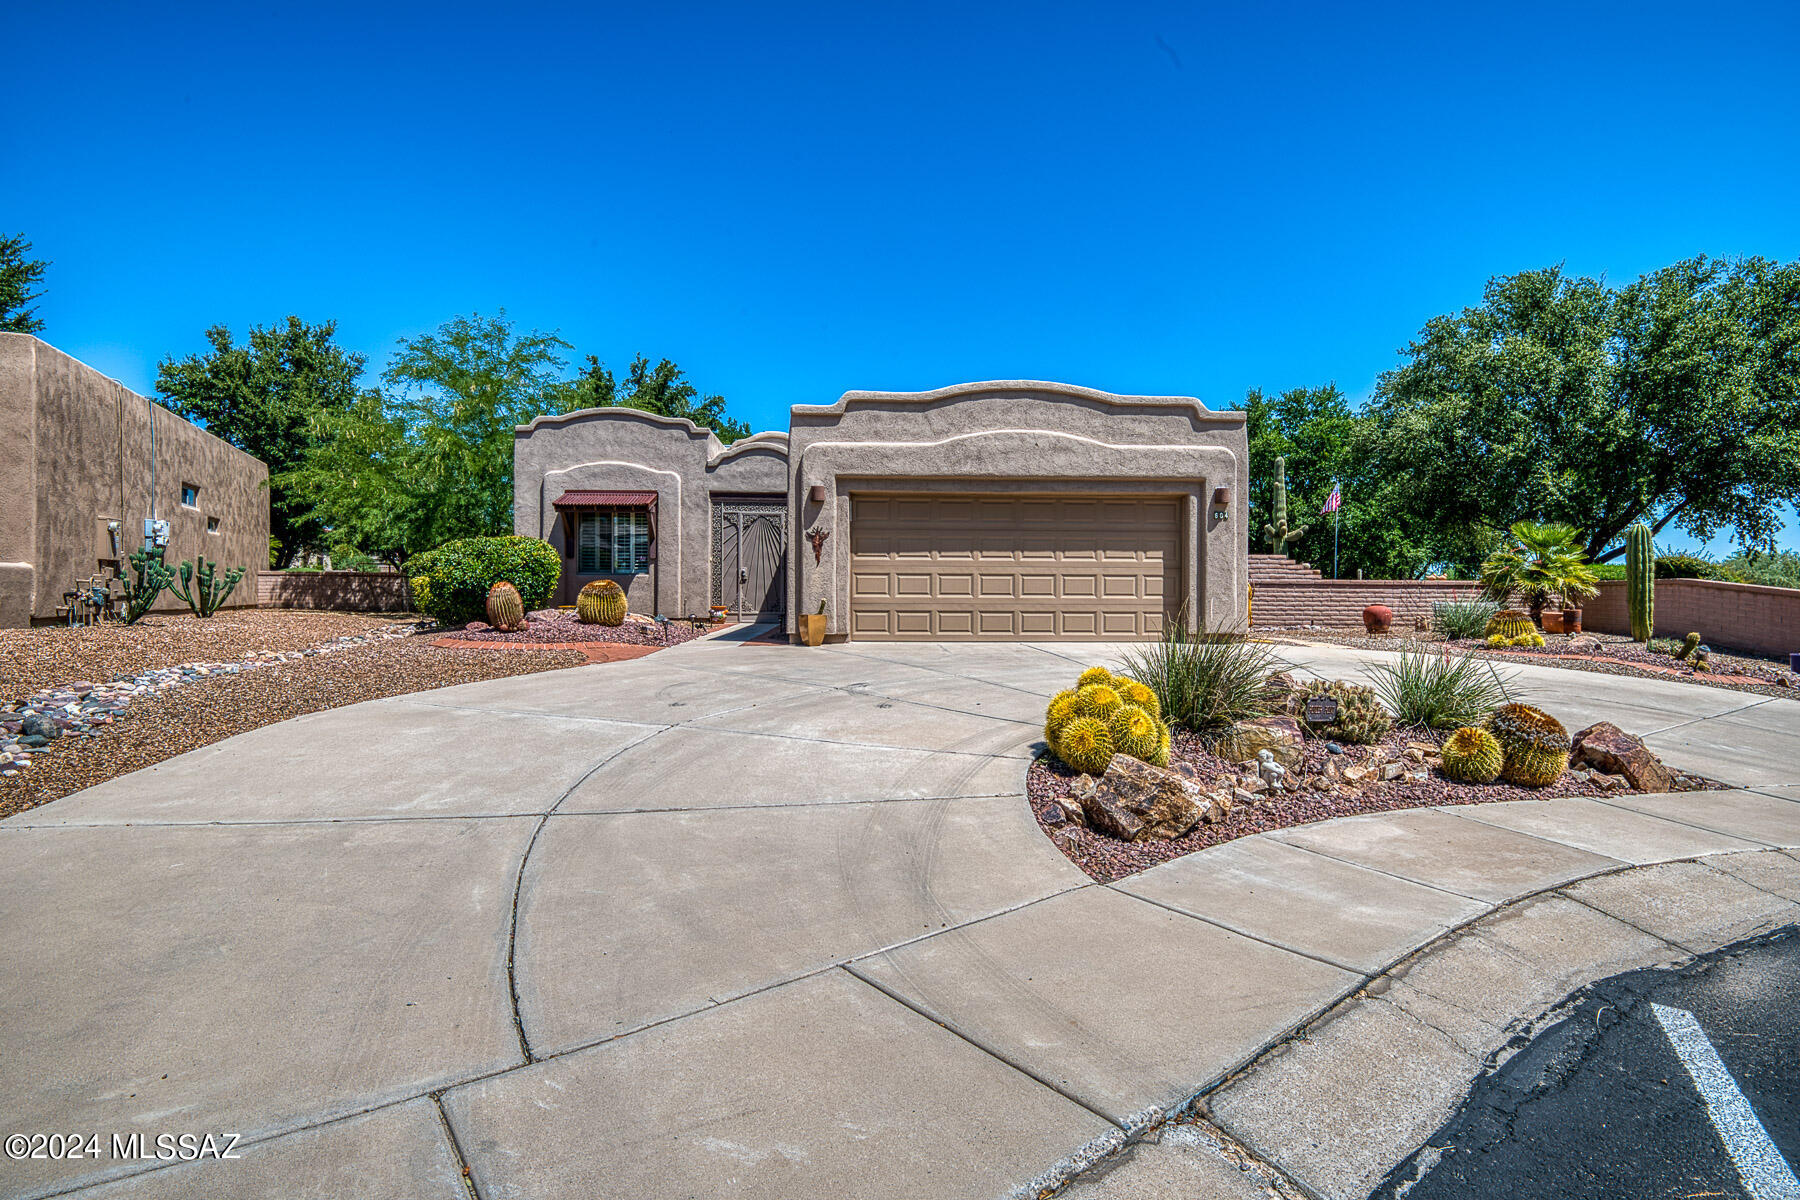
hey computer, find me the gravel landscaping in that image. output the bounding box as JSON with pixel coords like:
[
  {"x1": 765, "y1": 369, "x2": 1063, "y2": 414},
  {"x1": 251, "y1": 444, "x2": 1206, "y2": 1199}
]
[
  {"x1": 436, "y1": 608, "x2": 713, "y2": 647},
  {"x1": 0, "y1": 617, "x2": 592, "y2": 820},
  {"x1": 1029, "y1": 723, "x2": 1714, "y2": 884},
  {"x1": 1261, "y1": 627, "x2": 1799, "y2": 700}
]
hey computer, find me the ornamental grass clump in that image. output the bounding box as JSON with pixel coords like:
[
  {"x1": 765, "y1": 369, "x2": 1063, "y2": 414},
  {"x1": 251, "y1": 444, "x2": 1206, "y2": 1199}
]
[
  {"x1": 1431, "y1": 597, "x2": 1500, "y2": 641},
  {"x1": 1439, "y1": 726, "x2": 1505, "y2": 784},
  {"x1": 1486, "y1": 702, "x2": 1571, "y2": 788},
  {"x1": 1119, "y1": 626, "x2": 1278, "y2": 733},
  {"x1": 1370, "y1": 648, "x2": 1513, "y2": 730}
]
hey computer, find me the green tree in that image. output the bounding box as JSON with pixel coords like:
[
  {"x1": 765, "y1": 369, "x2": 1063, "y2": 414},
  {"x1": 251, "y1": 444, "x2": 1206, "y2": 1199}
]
[
  {"x1": 562, "y1": 352, "x2": 751, "y2": 442},
  {"x1": 1368, "y1": 257, "x2": 1800, "y2": 562},
  {"x1": 0, "y1": 232, "x2": 50, "y2": 334},
  {"x1": 282, "y1": 311, "x2": 570, "y2": 561},
  {"x1": 157, "y1": 317, "x2": 371, "y2": 566}
]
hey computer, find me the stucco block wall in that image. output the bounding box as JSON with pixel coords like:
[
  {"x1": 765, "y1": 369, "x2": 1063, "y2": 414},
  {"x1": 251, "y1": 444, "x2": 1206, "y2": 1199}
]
[
  {"x1": 1585, "y1": 578, "x2": 1799, "y2": 658},
  {"x1": 785, "y1": 381, "x2": 1250, "y2": 638},
  {"x1": 1249, "y1": 579, "x2": 1482, "y2": 627},
  {"x1": 513, "y1": 409, "x2": 789, "y2": 617},
  {"x1": 258, "y1": 570, "x2": 413, "y2": 611},
  {"x1": 0, "y1": 335, "x2": 269, "y2": 626}
]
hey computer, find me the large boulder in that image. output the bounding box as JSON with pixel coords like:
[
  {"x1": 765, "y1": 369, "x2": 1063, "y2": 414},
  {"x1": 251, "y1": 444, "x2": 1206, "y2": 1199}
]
[
  {"x1": 1571, "y1": 722, "x2": 1675, "y2": 793},
  {"x1": 1083, "y1": 755, "x2": 1223, "y2": 841},
  {"x1": 1213, "y1": 715, "x2": 1305, "y2": 768}
]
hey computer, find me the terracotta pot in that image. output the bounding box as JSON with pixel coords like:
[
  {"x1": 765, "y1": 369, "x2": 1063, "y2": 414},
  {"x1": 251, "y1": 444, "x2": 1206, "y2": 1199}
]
[
  {"x1": 1362, "y1": 604, "x2": 1393, "y2": 634},
  {"x1": 798, "y1": 613, "x2": 828, "y2": 647},
  {"x1": 1541, "y1": 610, "x2": 1566, "y2": 635},
  {"x1": 1562, "y1": 607, "x2": 1582, "y2": 634}
]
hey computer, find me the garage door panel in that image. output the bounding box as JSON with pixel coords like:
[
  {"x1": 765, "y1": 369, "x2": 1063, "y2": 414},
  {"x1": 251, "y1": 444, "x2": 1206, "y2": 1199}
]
[{"x1": 848, "y1": 494, "x2": 1183, "y2": 642}]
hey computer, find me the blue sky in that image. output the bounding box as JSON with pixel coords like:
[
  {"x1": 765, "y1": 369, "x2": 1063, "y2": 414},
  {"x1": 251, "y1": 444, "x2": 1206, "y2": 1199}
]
[{"x1": 8, "y1": 0, "x2": 1798, "y2": 551}]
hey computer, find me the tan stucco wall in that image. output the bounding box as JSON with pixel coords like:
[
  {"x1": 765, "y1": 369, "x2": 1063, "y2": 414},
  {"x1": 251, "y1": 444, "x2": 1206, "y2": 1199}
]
[
  {"x1": 512, "y1": 409, "x2": 790, "y2": 617},
  {"x1": 786, "y1": 381, "x2": 1250, "y2": 639},
  {"x1": 0, "y1": 335, "x2": 270, "y2": 626}
]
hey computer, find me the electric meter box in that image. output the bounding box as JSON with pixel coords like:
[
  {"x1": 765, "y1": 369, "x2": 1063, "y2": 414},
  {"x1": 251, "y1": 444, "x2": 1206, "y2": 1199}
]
[{"x1": 143, "y1": 518, "x2": 170, "y2": 548}]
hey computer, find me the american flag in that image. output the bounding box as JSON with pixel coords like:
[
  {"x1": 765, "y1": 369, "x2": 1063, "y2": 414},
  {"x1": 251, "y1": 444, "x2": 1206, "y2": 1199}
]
[{"x1": 1322, "y1": 483, "x2": 1342, "y2": 515}]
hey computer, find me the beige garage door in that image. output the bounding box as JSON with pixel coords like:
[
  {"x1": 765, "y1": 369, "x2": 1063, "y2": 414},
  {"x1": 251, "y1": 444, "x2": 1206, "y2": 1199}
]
[{"x1": 849, "y1": 494, "x2": 1182, "y2": 641}]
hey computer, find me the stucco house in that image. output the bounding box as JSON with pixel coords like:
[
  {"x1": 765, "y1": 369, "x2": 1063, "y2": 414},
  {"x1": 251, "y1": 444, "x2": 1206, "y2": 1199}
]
[
  {"x1": 0, "y1": 334, "x2": 270, "y2": 628},
  {"x1": 513, "y1": 380, "x2": 1248, "y2": 642}
]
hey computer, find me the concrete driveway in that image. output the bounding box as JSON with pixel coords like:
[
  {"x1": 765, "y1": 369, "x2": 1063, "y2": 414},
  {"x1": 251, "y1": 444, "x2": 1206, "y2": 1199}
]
[{"x1": 3, "y1": 635, "x2": 1798, "y2": 1200}]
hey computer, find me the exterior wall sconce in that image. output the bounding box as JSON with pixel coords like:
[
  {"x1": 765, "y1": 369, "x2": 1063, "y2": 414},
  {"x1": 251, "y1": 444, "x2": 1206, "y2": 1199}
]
[
  {"x1": 807, "y1": 484, "x2": 827, "y2": 504},
  {"x1": 1211, "y1": 487, "x2": 1232, "y2": 518}
]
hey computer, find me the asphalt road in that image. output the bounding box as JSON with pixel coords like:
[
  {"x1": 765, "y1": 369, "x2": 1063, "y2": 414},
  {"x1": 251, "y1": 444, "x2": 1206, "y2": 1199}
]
[{"x1": 1373, "y1": 926, "x2": 1800, "y2": 1200}]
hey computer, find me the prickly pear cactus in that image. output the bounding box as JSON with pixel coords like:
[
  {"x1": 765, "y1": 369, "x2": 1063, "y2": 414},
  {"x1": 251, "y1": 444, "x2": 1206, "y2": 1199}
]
[
  {"x1": 577, "y1": 579, "x2": 627, "y2": 626},
  {"x1": 486, "y1": 581, "x2": 526, "y2": 631},
  {"x1": 1440, "y1": 726, "x2": 1504, "y2": 784}
]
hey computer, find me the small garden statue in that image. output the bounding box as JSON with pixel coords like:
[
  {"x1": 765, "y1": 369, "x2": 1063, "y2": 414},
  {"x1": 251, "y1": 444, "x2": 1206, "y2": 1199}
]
[{"x1": 1262, "y1": 456, "x2": 1307, "y2": 555}]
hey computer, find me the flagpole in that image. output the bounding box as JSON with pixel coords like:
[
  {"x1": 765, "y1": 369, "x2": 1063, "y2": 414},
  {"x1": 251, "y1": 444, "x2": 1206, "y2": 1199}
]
[{"x1": 1332, "y1": 480, "x2": 1340, "y2": 580}]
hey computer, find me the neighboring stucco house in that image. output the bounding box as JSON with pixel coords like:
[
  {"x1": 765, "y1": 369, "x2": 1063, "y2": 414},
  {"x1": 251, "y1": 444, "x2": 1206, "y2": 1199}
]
[
  {"x1": 0, "y1": 335, "x2": 270, "y2": 628},
  {"x1": 514, "y1": 380, "x2": 1248, "y2": 642}
]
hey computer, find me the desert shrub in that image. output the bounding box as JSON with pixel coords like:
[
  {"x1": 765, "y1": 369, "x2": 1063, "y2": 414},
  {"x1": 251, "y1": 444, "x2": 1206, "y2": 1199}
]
[
  {"x1": 1371, "y1": 649, "x2": 1513, "y2": 730},
  {"x1": 1655, "y1": 552, "x2": 1735, "y2": 581},
  {"x1": 407, "y1": 535, "x2": 561, "y2": 625},
  {"x1": 1432, "y1": 597, "x2": 1500, "y2": 640},
  {"x1": 1719, "y1": 549, "x2": 1800, "y2": 589},
  {"x1": 1120, "y1": 628, "x2": 1279, "y2": 733}
]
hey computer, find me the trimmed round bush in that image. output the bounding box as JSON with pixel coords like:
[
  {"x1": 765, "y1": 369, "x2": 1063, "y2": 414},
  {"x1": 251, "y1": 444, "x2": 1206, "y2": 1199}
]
[
  {"x1": 408, "y1": 536, "x2": 562, "y2": 625},
  {"x1": 1440, "y1": 727, "x2": 1504, "y2": 784}
]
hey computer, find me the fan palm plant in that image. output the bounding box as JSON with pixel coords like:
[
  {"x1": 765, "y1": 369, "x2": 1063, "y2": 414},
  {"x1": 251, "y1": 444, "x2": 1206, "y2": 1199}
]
[{"x1": 1479, "y1": 521, "x2": 1600, "y2": 621}]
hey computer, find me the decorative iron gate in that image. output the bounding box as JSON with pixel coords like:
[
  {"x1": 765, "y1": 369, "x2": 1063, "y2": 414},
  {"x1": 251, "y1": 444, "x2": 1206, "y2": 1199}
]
[{"x1": 711, "y1": 499, "x2": 788, "y2": 620}]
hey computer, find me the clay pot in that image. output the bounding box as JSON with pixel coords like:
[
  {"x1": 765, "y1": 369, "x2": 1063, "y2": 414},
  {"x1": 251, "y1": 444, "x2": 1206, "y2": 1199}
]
[
  {"x1": 1541, "y1": 610, "x2": 1566, "y2": 635},
  {"x1": 798, "y1": 613, "x2": 827, "y2": 647},
  {"x1": 1362, "y1": 604, "x2": 1393, "y2": 634},
  {"x1": 1562, "y1": 608, "x2": 1583, "y2": 633}
]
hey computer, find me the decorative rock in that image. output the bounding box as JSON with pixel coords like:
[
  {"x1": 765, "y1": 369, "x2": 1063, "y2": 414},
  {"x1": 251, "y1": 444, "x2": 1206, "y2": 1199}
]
[
  {"x1": 1232, "y1": 787, "x2": 1261, "y2": 806},
  {"x1": 1571, "y1": 722, "x2": 1675, "y2": 793},
  {"x1": 1325, "y1": 742, "x2": 1344, "y2": 755},
  {"x1": 20, "y1": 713, "x2": 60, "y2": 741},
  {"x1": 1083, "y1": 755, "x2": 1220, "y2": 841},
  {"x1": 1342, "y1": 764, "x2": 1374, "y2": 785},
  {"x1": 1404, "y1": 747, "x2": 1425, "y2": 763},
  {"x1": 1054, "y1": 795, "x2": 1087, "y2": 826},
  {"x1": 1069, "y1": 774, "x2": 1099, "y2": 802},
  {"x1": 1215, "y1": 716, "x2": 1305, "y2": 768},
  {"x1": 1379, "y1": 761, "x2": 1405, "y2": 781}
]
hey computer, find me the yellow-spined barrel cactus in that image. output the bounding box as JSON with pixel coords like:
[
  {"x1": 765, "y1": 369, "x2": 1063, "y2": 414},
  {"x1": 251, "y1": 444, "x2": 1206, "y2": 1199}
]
[
  {"x1": 1076, "y1": 683, "x2": 1125, "y2": 722},
  {"x1": 1440, "y1": 726, "x2": 1504, "y2": 784},
  {"x1": 486, "y1": 581, "x2": 526, "y2": 631},
  {"x1": 1118, "y1": 678, "x2": 1161, "y2": 720},
  {"x1": 1044, "y1": 689, "x2": 1081, "y2": 752},
  {"x1": 1150, "y1": 723, "x2": 1171, "y2": 767},
  {"x1": 1057, "y1": 716, "x2": 1115, "y2": 776},
  {"x1": 1483, "y1": 609, "x2": 1536, "y2": 641},
  {"x1": 1077, "y1": 666, "x2": 1115, "y2": 689},
  {"x1": 1486, "y1": 702, "x2": 1571, "y2": 787},
  {"x1": 1108, "y1": 704, "x2": 1163, "y2": 762},
  {"x1": 577, "y1": 579, "x2": 628, "y2": 626}
]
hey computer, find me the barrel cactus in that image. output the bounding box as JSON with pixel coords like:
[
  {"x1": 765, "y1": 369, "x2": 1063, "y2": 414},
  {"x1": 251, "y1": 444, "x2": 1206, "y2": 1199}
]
[
  {"x1": 1044, "y1": 689, "x2": 1081, "y2": 751},
  {"x1": 1295, "y1": 679, "x2": 1392, "y2": 745},
  {"x1": 485, "y1": 581, "x2": 526, "y2": 631},
  {"x1": 1674, "y1": 632, "x2": 1701, "y2": 661},
  {"x1": 1077, "y1": 666, "x2": 1115, "y2": 689},
  {"x1": 1057, "y1": 717, "x2": 1115, "y2": 776},
  {"x1": 577, "y1": 579, "x2": 628, "y2": 626},
  {"x1": 1117, "y1": 678, "x2": 1161, "y2": 720},
  {"x1": 1107, "y1": 704, "x2": 1164, "y2": 762},
  {"x1": 1149, "y1": 723, "x2": 1172, "y2": 767},
  {"x1": 1483, "y1": 609, "x2": 1536, "y2": 641},
  {"x1": 1076, "y1": 683, "x2": 1125, "y2": 722},
  {"x1": 1486, "y1": 702, "x2": 1571, "y2": 787},
  {"x1": 1440, "y1": 726, "x2": 1504, "y2": 784},
  {"x1": 1626, "y1": 521, "x2": 1655, "y2": 642}
]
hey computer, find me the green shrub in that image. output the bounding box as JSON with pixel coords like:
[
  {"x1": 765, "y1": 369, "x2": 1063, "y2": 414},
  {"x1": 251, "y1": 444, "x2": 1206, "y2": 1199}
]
[
  {"x1": 1119, "y1": 628, "x2": 1278, "y2": 733},
  {"x1": 1371, "y1": 649, "x2": 1513, "y2": 730},
  {"x1": 1719, "y1": 549, "x2": 1800, "y2": 589},
  {"x1": 407, "y1": 535, "x2": 561, "y2": 625},
  {"x1": 1589, "y1": 563, "x2": 1628, "y2": 580},
  {"x1": 1655, "y1": 552, "x2": 1734, "y2": 581},
  {"x1": 1431, "y1": 597, "x2": 1499, "y2": 640}
]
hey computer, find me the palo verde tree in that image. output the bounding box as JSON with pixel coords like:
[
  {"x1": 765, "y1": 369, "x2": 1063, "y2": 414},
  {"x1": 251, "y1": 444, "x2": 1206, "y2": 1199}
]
[
  {"x1": 0, "y1": 232, "x2": 50, "y2": 334},
  {"x1": 157, "y1": 318, "x2": 372, "y2": 566},
  {"x1": 1367, "y1": 257, "x2": 1800, "y2": 562}
]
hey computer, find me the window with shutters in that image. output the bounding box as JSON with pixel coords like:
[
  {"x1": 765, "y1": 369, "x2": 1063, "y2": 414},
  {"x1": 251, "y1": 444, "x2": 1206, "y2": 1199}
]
[{"x1": 577, "y1": 509, "x2": 651, "y2": 574}]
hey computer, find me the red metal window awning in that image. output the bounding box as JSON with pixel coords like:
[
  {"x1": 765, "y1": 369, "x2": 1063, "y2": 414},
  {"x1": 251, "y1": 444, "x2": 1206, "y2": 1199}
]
[{"x1": 551, "y1": 490, "x2": 657, "y2": 508}]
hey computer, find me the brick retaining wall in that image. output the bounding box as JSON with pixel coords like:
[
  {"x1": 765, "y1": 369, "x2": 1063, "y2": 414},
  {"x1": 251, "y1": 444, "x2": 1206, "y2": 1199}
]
[
  {"x1": 258, "y1": 570, "x2": 414, "y2": 612},
  {"x1": 1249, "y1": 579, "x2": 1482, "y2": 629},
  {"x1": 1583, "y1": 578, "x2": 1798, "y2": 658}
]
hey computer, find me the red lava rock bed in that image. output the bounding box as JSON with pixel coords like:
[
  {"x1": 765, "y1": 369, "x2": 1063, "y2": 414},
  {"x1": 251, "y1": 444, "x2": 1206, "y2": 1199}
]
[
  {"x1": 433, "y1": 608, "x2": 712, "y2": 648},
  {"x1": 1027, "y1": 724, "x2": 1717, "y2": 884}
]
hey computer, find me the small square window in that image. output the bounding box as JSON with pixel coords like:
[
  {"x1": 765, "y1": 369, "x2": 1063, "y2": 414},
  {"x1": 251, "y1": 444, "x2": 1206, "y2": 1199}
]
[
  {"x1": 206, "y1": 517, "x2": 221, "y2": 534},
  {"x1": 181, "y1": 484, "x2": 200, "y2": 508}
]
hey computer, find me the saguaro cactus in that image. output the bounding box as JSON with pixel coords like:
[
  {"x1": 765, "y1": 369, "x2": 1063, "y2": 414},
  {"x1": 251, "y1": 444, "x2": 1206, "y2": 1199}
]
[
  {"x1": 1626, "y1": 521, "x2": 1655, "y2": 642},
  {"x1": 1262, "y1": 456, "x2": 1308, "y2": 554}
]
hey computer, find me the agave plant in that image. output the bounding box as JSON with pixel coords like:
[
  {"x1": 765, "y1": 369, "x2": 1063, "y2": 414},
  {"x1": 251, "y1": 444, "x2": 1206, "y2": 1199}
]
[{"x1": 1479, "y1": 521, "x2": 1599, "y2": 621}]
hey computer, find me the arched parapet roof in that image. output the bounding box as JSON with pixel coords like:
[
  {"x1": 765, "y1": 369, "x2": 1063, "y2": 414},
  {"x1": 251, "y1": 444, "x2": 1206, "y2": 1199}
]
[
  {"x1": 707, "y1": 430, "x2": 789, "y2": 468},
  {"x1": 515, "y1": 405, "x2": 723, "y2": 443},
  {"x1": 790, "y1": 379, "x2": 1243, "y2": 427}
]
